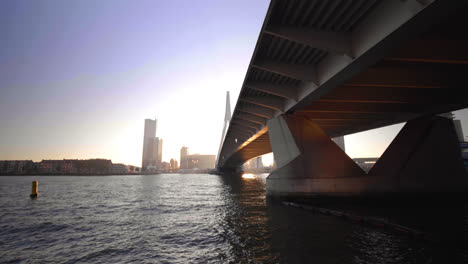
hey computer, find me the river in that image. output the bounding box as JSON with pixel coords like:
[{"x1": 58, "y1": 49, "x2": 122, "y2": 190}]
[{"x1": 0, "y1": 174, "x2": 467, "y2": 263}]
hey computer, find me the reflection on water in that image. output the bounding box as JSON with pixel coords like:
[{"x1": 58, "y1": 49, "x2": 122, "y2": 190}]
[
  {"x1": 0, "y1": 174, "x2": 467, "y2": 263},
  {"x1": 241, "y1": 173, "x2": 256, "y2": 179},
  {"x1": 222, "y1": 173, "x2": 468, "y2": 263}
]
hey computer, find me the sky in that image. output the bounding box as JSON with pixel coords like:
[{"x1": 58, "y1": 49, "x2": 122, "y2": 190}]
[
  {"x1": 0, "y1": 0, "x2": 270, "y2": 166},
  {"x1": 1, "y1": 0, "x2": 468, "y2": 167}
]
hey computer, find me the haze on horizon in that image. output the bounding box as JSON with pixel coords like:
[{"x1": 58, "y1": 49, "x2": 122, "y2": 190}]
[{"x1": 2, "y1": 0, "x2": 468, "y2": 167}]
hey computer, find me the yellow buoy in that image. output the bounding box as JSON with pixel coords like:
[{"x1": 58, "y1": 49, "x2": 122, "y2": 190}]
[{"x1": 30, "y1": 181, "x2": 38, "y2": 198}]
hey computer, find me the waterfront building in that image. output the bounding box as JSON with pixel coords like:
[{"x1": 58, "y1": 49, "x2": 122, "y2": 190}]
[
  {"x1": 39, "y1": 159, "x2": 112, "y2": 174},
  {"x1": 0, "y1": 159, "x2": 138, "y2": 175},
  {"x1": 142, "y1": 118, "x2": 163, "y2": 171},
  {"x1": 111, "y1": 163, "x2": 128, "y2": 174},
  {"x1": 170, "y1": 158, "x2": 178, "y2": 170},
  {"x1": 250, "y1": 157, "x2": 263, "y2": 169},
  {"x1": 160, "y1": 161, "x2": 171, "y2": 172},
  {"x1": 61, "y1": 159, "x2": 77, "y2": 174},
  {"x1": 185, "y1": 154, "x2": 216, "y2": 169},
  {"x1": 244, "y1": 157, "x2": 264, "y2": 170},
  {"x1": 180, "y1": 146, "x2": 215, "y2": 169},
  {"x1": 157, "y1": 138, "x2": 163, "y2": 167},
  {"x1": 0, "y1": 160, "x2": 34, "y2": 174},
  {"x1": 127, "y1": 165, "x2": 140, "y2": 173},
  {"x1": 75, "y1": 159, "x2": 112, "y2": 174},
  {"x1": 180, "y1": 146, "x2": 189, "y2": 169},
  {"x1": 146, "y1": 165, "x2": 157, "y2": 172},
  {"x1": 39, "y1": 160, "x2": 66, "y2": 174}
]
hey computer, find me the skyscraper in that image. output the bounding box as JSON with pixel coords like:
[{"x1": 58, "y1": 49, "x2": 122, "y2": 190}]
[
  {"x1": 157, "y1": 138, "x2": 163, "y2": 167},
  {"x1": 170, "y1": 158, "x2": 178, "y2": 170},
  {"x1": 180, "y1": 146, "x2": 189, "y2": 169},
  {"x1": 254, "y1": 156, "x2": 263, "y2": 169},
  {"x1": 142, "y1": 118, "x2": 160, "y2": 171}
]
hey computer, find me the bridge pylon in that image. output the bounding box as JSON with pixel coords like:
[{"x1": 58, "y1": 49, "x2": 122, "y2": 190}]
[{"x1": 215, "y1": 91, "x2": 231, "y2": 168}]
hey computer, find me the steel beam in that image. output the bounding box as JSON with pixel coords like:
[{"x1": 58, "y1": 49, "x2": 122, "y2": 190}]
[
  {"x1": 291, "y1": 0, "x2": 461, "y2": 111},
  {"x1": 227, "y1": 128, "x2": 252, "y2": 138},
  {"x1": 240, "y1": 95, "x2": 285, "y2": 111},
  {"x1": 321, "y1": 85, "x2": 466, "y2": 104},
  {"x1": 300, "y1": 101, "x2": 423, "y2": 113},
  {"x1": 345, "y1": 64, "x2": 465, "y2": 88},
  {"x1": 238, "y1": 104, "x2": 276, "y2": 119},
  {"x1": 265, "y1": 26, "x2": 352, "y2": 56},
  {"x1": 293, "y1": 111, "x2": 404, "y2": 120},
  {"x1": 235, "y1": 112, "x2": 267, "y2": 125},
  {"x1": 245, "y1": 81, "x2": 298, "y2": 100},
  {"x1": 229, "y1": 123, "x2": 257, "y2": 134},
  {"x1": 231, "y1": 118, "x2": 263, "y2": 130},
  {"x1": 252, "y1": 60, "x2": 317, "y2": 83},
  {"x1": 388, "y1": 39, "x2": 468, "y2": 64}
]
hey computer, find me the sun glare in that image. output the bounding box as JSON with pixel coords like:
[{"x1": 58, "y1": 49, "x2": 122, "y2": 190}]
[{"x1": 242, "y1": 173, "x2": 256, "y2": 179}]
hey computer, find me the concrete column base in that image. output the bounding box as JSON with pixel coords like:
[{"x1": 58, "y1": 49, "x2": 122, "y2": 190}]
[
  {"x1": 367, "y1": 116, "x2": 468, "y2": 193},
  {"x1": 266, "y1": 115, "x2": 468, "y2": 197},
  {"x1": 266, "y1": 115, "x2": 365, "y2": 196}
]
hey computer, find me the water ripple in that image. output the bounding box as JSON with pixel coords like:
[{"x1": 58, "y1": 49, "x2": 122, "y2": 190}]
[{"x1": 0, "y1": 174, "x2": 467, "y2": 263}]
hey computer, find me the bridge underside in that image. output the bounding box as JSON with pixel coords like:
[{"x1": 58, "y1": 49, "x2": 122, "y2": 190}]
[
  {"x1": 219, "y1": 127, "x2": 272, "y2": 170},
  {"x1": 219, "y1": 0, "x2": 468, "y2": 170}
]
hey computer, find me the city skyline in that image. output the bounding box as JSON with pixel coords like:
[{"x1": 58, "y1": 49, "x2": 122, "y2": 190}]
[
  {"x1": 0, "y1": 0, "x2": 269, "y2": 166},
  {"x1": 2, "y1": 0, "x2": 468, "y2": 167}
]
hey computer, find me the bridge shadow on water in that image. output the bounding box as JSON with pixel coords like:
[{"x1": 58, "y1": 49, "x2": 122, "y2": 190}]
[{"x1": 219, "y1": 173, "x2": 468, "y2": 264}]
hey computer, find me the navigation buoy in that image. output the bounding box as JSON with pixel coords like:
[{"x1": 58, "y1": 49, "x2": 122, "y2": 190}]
[{"x1": 30, "y1": 181, "x2": 38, "y2": 198}]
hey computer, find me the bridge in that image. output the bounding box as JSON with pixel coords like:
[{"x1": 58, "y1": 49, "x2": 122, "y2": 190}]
[{"x1": 217, "y1": 0, "x2": 468, "y2": 196}]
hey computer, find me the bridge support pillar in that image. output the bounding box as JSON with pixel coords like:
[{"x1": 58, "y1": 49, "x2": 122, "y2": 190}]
[
  {"x1": 266, "y1": 115, "x2": 468, "y2": 197},
  {"x1": 266, "y1": 115, "x2": 365, "y2": 197},
  {"x1": 367, "y1": 116, "x2": 468, "y2": 193}
]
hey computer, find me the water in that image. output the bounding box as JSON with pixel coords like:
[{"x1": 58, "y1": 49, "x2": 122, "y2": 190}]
[{"x1": 0, "y1": 174, "x2": 467, "y2": 263}]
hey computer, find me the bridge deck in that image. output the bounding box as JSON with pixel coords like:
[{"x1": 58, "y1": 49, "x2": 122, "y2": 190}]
[{"x1": 219, "y1": 0, "x2": 468, "y2": 169}]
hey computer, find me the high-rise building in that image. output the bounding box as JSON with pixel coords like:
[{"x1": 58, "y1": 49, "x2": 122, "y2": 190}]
[
  {"x1": 254, "y1": 157, "x2": 263, "y2": 169},
  {"x1": 170, "y1": 158, "x2": 178, "y2": 170},
  {"x1": 180, "y1": 146, "x2": 189, "y2": 169},
  {"x1": 142, "y1": 118, "x2": 162, "y2": 171},
  {"x1": 157, "y1": 138, "x2": 163, "y2": 166}
]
